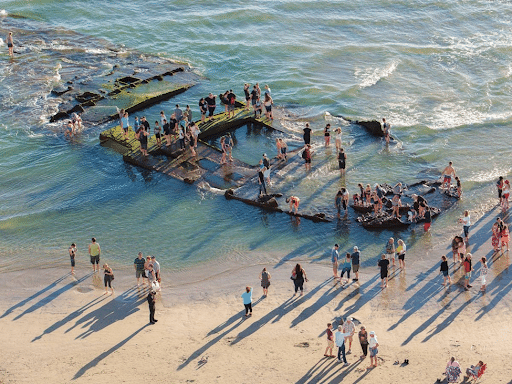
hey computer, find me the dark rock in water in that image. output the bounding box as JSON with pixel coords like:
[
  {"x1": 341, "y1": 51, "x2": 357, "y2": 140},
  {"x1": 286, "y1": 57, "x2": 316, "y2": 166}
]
[
  {"x1": 75, "y1": 91, "x2": 101, "y2": 103},
  {"x1": 356, "y1": 120, "x2": 384, "y2": 137},
  {"x1": 358, "y1": 212, "x2": 410, "y2": 229},
  {"x1": 50, "y1": 111, "x2": 69, "y2": 122},
  {"x1": 69, "y1": 104, "x2": 85, "y2": 114},
  {"x1": 117, "y1": 76, "x2": 140, "y2": 85},
  {"x1": 314, "y1": 213, "x2": 326, "y2": 219},
  {"x1": 183, "y1": 178, "x2": 194, "y2": 184},
  {"x1": 51, "y1": 85, "x2": 72, "y2": 96}
]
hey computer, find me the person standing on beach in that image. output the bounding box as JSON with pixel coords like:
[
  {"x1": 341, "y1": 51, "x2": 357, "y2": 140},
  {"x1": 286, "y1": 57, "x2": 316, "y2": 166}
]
[
  {"x1": 480, "y1": 257, "x2": 488, "y2": 292},
  {"x1": 441, "y1": 161, "x2": 456, "y2": 190},
  {"x1": 331, "y1": 244, "x2": 339, "y2": 278},
  {"x1": 378, "y1": 254, "x2": 389, "y2": 288},
  {"x1": 6, "y1": 32, "x2": 13, "y2": 57},
  {"x1": 459, "y1": 210, "x2": 471, "y2": 243},
  {"x1": 497, "y1": 176, "x2": 504, "y2": 205},
  {"x1": 334, "y1": 325, "x2": 351, "y2": 366},
  {"x1": 241, "y1": 286, "x2": 253, "y2": 317},
  {"x1": 134, "y1": 252, "x2": 146, "y2": 286},
  {"x1": 147, "y1": 290, "x2": 157, "y2": 324},
  {"x1": 324, "y1": 323, "x2": 335, "y2": 357},
  {"x1": 303, "y1": 123, "x2": 311, "y2": 146},
  {"x1": 68, "y1": 243, "x2": 77, "y2": 275},
  {"x1": 103, "y1": 264, "x2": 114, "y2": 295},
  {"x1": 351, "y1": 246, "x2": 360, "y2": 282},
  {"x1": 358, "y1": 326, "x2": 369, "y2": 360},
  {"x1": 291, "y1": 263, "x2": 308, "y2": 296},
  {"x1": 501, "y1": 224, "x2": 510, "y2": 254},
  {"x1": 205, "y1": 93, "x2": 216, "y2": 120},
  {"x1": 367, "y1": 331, "x2": 379, "y2": 369},
  {"x1": 440, "y1": 255, "x2": 451, "y2": 285},
  {"x1": 396, "y1": 239, "x2": 406, "y2": 270},
  {"x1": 259, "y1": 268, "x2": 271, "y2": 296},
  {"x1": 88, "y1": 238, "x2": 101, "y2": 273},
  {"x1": 339, "y1": 253, "x2": 352, "y2": 285},
  {"x1": 463, "y1": 253, "x2": 473, "y2": 290},
  {"x1": 342, "y1": 317, "x2": 356, "y2": 354},
  {"x1": 502, "y1": 180, "x2": 510, "y2": 210},
  {"x1": 385, "y1": 238, "x2": 396, "y2": 267},
  {"x1": 151, "y1": 256, "x2": 161, "y2": 283}
]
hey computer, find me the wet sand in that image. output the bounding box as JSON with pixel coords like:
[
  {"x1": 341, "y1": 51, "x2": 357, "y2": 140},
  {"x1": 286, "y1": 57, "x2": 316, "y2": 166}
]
[{"x1": 1, "y1": 207, "x2": 511, "y2": 383}]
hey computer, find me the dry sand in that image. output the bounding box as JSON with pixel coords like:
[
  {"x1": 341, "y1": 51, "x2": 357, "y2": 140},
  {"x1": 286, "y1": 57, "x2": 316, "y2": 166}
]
[{"x1": 1, "y1": 207, "x2": 511, "y2": 384}]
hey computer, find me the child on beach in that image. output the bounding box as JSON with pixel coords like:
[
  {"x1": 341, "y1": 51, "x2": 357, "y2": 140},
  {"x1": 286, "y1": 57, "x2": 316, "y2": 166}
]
[
  {"x1": 324, "y1": 323, "x2": 335, "y2": 357},
  {"x1": 241, "y1": 286, "x2": 253, "y2": 317},
  {"x1": 480, "y1": 257, "x2": 488, "y2": 292},
  {"x1": 501, "y1": 224, "x2": 510, "y2": 253},
  {"x1": 440, "y1": 255, "x2": 451, "y2": 285},
  {"x1": 259, "y1": 268, "x2": 271, "y2": 297}
]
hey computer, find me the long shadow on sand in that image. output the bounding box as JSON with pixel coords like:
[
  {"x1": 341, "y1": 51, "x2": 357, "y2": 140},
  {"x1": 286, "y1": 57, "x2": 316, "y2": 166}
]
[
  {"x1": 73, "y1": 324, "x2": 149, "y2": 380},
  {"x1": 0, "y1": 273, "x2": 70, "y2": 319},
  {"x1": 474, "y1": 259, "x2": 512, "y2": 321},
  {"x1": 206, "y1": 296, "x2": 264, "y2": 337},
  {"x1": 31, "y1": 295, "x2": 109, "y2": 342},
  {"x1": 12, "y1": 273, "x2": 93, "y2": 321},
  {"x1": 296, "y1": 357, "x2": 363, "y2": 384},
  {"x1": 65, "y1": 286, "x2": 145, "y2": 339}
]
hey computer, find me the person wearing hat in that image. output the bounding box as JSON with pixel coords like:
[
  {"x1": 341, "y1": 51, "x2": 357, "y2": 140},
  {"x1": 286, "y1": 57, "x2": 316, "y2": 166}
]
[
  {"x1": 331, "y1": 244, "x2": 339, "y2": 278},
  {"x1": 342, "y1": 317, "x2": 356, "y2": 354},
  {"x1": 335, "y1": 325, "x2": 351, "y2": 366},
  {"x1": 351, "y1": 246, "x2": 360, "y2": 282},
  {"x1": 147, "y1": 289, "x2": 157, "y2": 324},
  {"x1": 367, "y1": 331, "x2": 379, "y2": 368}
]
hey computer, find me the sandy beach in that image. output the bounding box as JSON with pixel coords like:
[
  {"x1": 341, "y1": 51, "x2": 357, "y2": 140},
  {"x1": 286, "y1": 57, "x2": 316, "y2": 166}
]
[{"x1": 1, "y1": 206, "x2": 511, "y2": 384}]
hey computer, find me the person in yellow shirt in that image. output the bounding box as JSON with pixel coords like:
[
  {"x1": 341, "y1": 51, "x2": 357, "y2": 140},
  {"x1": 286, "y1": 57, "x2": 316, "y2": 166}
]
[{"x1": 88, "y1": 237, "x2": 101, "y2": 272}]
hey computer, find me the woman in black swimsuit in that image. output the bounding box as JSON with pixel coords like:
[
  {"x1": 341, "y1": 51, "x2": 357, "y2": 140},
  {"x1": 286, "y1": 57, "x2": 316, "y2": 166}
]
[{"x1": 324, "y1": 124, "x2": 331, "y2": 147}]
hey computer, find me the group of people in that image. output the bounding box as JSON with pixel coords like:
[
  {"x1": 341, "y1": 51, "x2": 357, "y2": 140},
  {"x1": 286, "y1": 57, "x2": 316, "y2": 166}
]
[
  {"x1": 496, "y1": 176, "x2": 510, "y2": 210},
  {"x1": 324, "y1": 319, "x2": 379, "y2": 369},
  {"x1": 302, "y1": 123, "x2": 347, "y2": 175},
  {"x1": 444, "y1": 357, "x2": 486, "y2": 382},
  {"x1": 243, "y1": 83, "x2": 273, "y2": 120},
  {"x1": 64, "y1": 112, "x2": 83, "y2": 138}
]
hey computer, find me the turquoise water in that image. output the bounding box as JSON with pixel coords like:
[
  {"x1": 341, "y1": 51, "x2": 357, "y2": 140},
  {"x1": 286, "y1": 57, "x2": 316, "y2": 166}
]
[{"x1": 1, "y1": 1, "x2": 511, "y2": 272}]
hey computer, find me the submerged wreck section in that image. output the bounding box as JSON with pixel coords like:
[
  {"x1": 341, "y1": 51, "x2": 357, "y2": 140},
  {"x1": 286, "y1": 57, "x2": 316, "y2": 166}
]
[{"x1": 354, "y1": 180, "x2": 458, "y2": 230}]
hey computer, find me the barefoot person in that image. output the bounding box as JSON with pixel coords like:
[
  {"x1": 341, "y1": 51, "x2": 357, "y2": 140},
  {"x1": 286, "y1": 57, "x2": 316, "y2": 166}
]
[
  {"x1": 103, "y1": 264, "x2": 114, "y2": 295},
  {"x1": 440, "y1": 255, "x2": 451, "y2": 285},
  {"x1": 367, "y1": 331, "x2": 379, "y2": 369},
  {"x1": 396, "y1": 239, "x2": 406, "y2": 270},
  {"x1": 287, "y1": 196, "x2": 300, "y2": 214},
  {"x1": 324, "y1": 124, "x2": 331, "y2": 147},
  {"x1": 351, "y1": 246, "x2": 360, "y2": 282},
  {"x1": 241, "y1": 286, "x2": 253, "y2": 317},
  {"x1": 459, "y1": 210, "x2": 471, "y2": 243},
  {"x1": 120, "y1": 112, "x2": 130, "y2": 141},
  {"x1": 6, "y1": 32, "x2": 13, "y2": 57},
  {"x1": 259, "y1": 268, "x2": 271, "y2": 297},
  {"x1": 291, "y1": 263, "x2": 308, "y2": 296},
  {"x1": 331, "y1": 244, "x2": 339, "y2": 278},
  {"x1": 68, "y1": 243, "x2": 77, "y2": 275},
  {"x1": 324, "y1": 323, "x2": 335, "y2": 358},
  {"x1": 382, "y1": 118, "x2": 390, "y2": 144},
  {"x1": 378, "y1": 254, "x2": 389, "y2": 288},
  {"x1": 134, "y1": 252, "x2": 145, "y2": 286},
  {"x1": 441, "y1": 161, "x2": 456, "y2": 190},
  {"x1": 88, "y1": 237, "x2": 101, "y2": 273},
  {"x1": 480, "y1": 257, "x2": 488, "y2": 292},
  {"x1": 386, "y1": 238, "x2": 396, "y2": 267}
]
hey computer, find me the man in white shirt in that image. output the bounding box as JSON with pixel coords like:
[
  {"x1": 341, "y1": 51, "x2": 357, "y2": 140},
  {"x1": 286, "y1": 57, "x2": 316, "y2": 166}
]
[
  {"x1": 151, "y1": 256, "x2": 161, "y2": 283},
  {"x1": 335, "y1": 325, "x2": 351, "y2": 365}
]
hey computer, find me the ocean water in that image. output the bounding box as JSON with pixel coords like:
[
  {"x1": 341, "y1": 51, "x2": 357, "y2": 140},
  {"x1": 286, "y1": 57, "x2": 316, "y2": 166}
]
[{"x1": 0, "y1": 0, "x2": 511, "y2": 273}]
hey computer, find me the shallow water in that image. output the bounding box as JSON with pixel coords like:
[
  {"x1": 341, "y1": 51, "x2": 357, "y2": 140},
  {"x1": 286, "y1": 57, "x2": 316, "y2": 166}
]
[{"x1": 0, "y1": 1, "x2": 511, "y2": 272}]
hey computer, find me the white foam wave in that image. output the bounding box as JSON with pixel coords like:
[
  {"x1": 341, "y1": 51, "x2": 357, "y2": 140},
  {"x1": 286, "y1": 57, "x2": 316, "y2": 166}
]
[
  {"x1": 0, "y1": 10, "x2": 7, "y2": 16},
  {"x1": 466, "y1": 167, "x2": 512, "y2": 183},
  {"x1": 0, "y1": 38, "x2": 3, "y2": 46},
  {"x1": 84, "y1": 48, "x2": 113, "y2": 55},
  {"x1": 356, "y1": 59, "x2": 400, "y2": 89}
]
